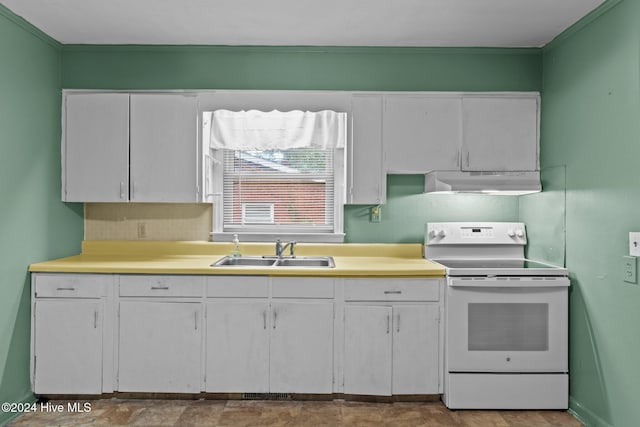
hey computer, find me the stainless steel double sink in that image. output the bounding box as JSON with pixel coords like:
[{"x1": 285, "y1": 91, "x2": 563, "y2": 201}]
[{"x1": 211, "y1": 255, "x2": 335, "y2": 268}]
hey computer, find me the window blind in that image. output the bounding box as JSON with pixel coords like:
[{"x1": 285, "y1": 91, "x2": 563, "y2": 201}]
[{"x1": 223, "y1": 148, "x2": 335, "y2": 233}]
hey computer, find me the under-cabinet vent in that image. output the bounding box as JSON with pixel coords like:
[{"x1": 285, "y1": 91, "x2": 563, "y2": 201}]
[{"x1": 242, "y1": 393, "x2": 292, "y2": 401}]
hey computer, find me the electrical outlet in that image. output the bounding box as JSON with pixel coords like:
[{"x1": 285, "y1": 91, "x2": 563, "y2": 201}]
[
  {"x1": 370, "y1": 205, "x2": 382, "y2": 223},
  {"x1": 137, "y1": 222, "x2": 147, "y2": 238},
  {"x1": 623, "y1": 256, "x2": 637, "y2": 284},
  {"x1": 630, "y1": 232, "x2": 640, "y2": 256}
]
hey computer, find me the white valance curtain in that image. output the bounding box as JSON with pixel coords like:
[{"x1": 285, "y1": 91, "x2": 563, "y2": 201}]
[{"x1": 210, "y1": 109, "x2": 346, "y2": 150}]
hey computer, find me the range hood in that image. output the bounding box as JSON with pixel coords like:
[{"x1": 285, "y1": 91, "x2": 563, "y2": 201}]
[{"x1": 424, "y1": 170, "x2": 541, "y2": 195}]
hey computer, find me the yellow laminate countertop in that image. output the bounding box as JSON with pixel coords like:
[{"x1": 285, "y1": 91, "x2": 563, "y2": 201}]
[{"x1": 29, "y1": 241, "x2": 445, "y2": 277}]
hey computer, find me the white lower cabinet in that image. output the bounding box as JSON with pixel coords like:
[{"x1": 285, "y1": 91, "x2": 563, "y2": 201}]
[
  {"x1": 270, "y1": 301, "x2": 334, "y2": 393},
  {"x1": 33, "y1": 300, "x2": 103, "y2": 394},
  {"x1": 392, "y1": 305, "x2": 440, "y2": 394},
  {"x1": 118, "y1": 301, "x2": 202, "y2": 392},
  {"x1": 32, "y1": 273, "x2": 442, "y2": 397},
  {"x1": 205, "y1": 277, "x2": 334, "y2": 394},
  {"x1": 343, "y1": 278, "x2": 442, "y2": 396},
  {"x1": 344, "y1": 305, "x2": 392, "y2": 395},
  {"x1": 31, "y1": 273, "x2": 112, "y2": 395},
  {"x1": 205, "y1": 301, "x2": 270, "y2": 392},
  {"x1": 344, "y1": 304, "x2": 440, "y2": 395}
]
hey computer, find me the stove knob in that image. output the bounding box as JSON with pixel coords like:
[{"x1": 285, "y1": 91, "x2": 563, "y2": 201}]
[
  {"x1": 516, "y1": 229, "x2": 525, "y2": 238},
  {"x1": 507, "y1": 229, "x2": 515, "y2": 237},
  {"x1": 428, "y1": 229, "x2": 437, "y2": 239},
  {"x1": 438, "y1": 229, "x2": 446, "y2": 238}
]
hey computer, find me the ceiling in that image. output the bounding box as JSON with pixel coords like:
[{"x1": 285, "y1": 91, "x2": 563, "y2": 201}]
[{"x1": 1, "y1": 0, "x2": 605, "y2": 47}]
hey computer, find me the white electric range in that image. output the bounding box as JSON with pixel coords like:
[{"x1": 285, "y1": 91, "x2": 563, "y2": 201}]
[{"x1": 425, "y1": 222, "x2": 569, "y2": 410}]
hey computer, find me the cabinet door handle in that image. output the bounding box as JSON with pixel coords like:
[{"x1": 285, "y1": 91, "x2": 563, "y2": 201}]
[
  {"x1": 94, "y1": 310, "x2": 98, "y2": 329},
  {"x1": 396, "y1": 313, "x2": 400, "y2": 333},
  {"x1": 384, "y1": 290, "x2": 401, "y2": 295},
  {"x1": 131, "y1": 182, "x2": 136, "y2": 199},
  {"x1": 263, "y1": 311, "x2": 267, "y2": 330},
  {"x1": 56, "y1": 287, "x2": 75, "y2": 291},
  {"x1": 120, "y1": 181, "x2": 126, "y2": 199},
  {"x1": 386, "y1": 314, "x2": 390, "y2": 334},
  {"x1": 273, "y1": 311, "x2": 277, "y2": 330},
  {"x1": 151, "y1": 286, "x2": 170, "y2": 290},
  {"x1": 194, "y1": 311, "x2": 199, "y2": 330},
  {"x1": 466, "y1": 151, "x2": 470, "y2": 167}
]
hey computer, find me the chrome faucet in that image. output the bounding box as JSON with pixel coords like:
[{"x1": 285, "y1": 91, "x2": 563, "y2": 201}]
[{"x1": 275, "y1": 239, "x2": 296, "y2": 258}]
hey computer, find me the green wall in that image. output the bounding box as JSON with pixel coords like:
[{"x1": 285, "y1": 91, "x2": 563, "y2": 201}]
[
  {"x1": 61, "y1": 44, "x2": 541, "y2": 242},
  {"x1": 61, "y1": 45, "x2": 541, "y2": 91},
  {"x1": 0, "y1": 7, "x2": 83, "y2": 425},
  {"x1": 345, "y1": 175, "x2": 520, "y2": 243},
  {"x1": 541, "y1": 1, "x2": 640, "y2": 425}
]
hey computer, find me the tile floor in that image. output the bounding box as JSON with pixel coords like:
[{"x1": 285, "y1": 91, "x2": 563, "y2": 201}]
[{"x1": 6, "y1": 399, "x2": 584, "y2": 427}]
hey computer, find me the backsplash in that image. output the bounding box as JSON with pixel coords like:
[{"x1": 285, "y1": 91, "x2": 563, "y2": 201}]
[{"x1": 85, "y1": 203, "x2": 212, "y2": 241}]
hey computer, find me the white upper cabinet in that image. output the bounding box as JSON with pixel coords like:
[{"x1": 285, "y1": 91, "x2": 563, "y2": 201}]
[
  {"x1": 130, "y1": 94, "x2": 199, "y2": 202},
  {"x1": 383, "y1": 96, "x2": 461, "y2": 173},
  {"x1": 62, "y1": 92, "x2": 200, "y2": 203},
  {"x1": 461, "y1": 96, "x2": 539, "y2": 171},
  {"x1": 63, "y1": 93, "x2": 129, "y2": 202},
  {"x1": 349, "y1": 95, "x2": 386, "y2": 204}
]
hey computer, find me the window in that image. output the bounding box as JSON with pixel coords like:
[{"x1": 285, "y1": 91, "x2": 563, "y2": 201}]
[
  {"x1": 205, "y1": 110, "x2": 346, "y2": 242},
  {"x1": 223, "y1": 148, "x2": 336, "y2": 234}
]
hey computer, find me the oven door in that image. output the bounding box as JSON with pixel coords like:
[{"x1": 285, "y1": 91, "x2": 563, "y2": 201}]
[{"x1": 446, "y1": 277, "x2": 568, "y2": 373}]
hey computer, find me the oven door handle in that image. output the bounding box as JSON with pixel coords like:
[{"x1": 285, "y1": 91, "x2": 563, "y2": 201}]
[{"x1": 449, "y1": 277, "x2": 570, "y2": 288}]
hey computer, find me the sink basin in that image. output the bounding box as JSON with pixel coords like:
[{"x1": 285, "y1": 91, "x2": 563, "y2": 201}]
[
  {"x1": 275, "y1": 257, "x2": 335, "y2": 268},
  {"x1": 211, "y1": 256, "x2": 334, "y2": 268},
  {"x1": 211, "y1": 256, "x2": 277, "y2": 267}
]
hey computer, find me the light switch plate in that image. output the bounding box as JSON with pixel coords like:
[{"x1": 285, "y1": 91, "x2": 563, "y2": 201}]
[
  {"x1": 623, "y1": 256, "x2": 637, "y2": 284},
  {"x1": 630, "y1": 232, "x2": 640, "y2": 256}
]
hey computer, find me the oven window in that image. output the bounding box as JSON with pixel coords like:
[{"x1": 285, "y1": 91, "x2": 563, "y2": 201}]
[{"x1": 468, "y1": 303, "x2": 549, "y2": 351}]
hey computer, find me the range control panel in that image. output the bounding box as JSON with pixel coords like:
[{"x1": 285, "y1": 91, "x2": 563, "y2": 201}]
[{"x1": 426, "y1": 222, "x2": 527, "y2": 245}]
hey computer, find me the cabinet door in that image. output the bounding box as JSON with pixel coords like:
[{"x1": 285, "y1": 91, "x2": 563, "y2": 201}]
[
  {"x1": 270, "y1": 302, "x2": 334, "y2": 393},
  {"x1": 392, "y1": 305, "x2": 439, "y2": 394},
  {"x1": 118, "y1": 301, "x2": 201, "y2": 392},
  {"x1": 349, "y1": 95, "x2": 385, "y2": 204},
  {"x1": 205, "y1": 301, "x2": 269, "y2": 392},
  {"x1": 383, "y1": 96, "x2": 461, "y2": 173},
  {"x1": 63, "y1": 93, "x2": 129, "y2": 202},
  {"x1": 462, "y1": 97, "x2": 538, "y2": 171},
  {"x1": 130, "y1": 94, "x2": 199, "y2": 202},
  {"x1": 343, "y1": 305, "x2": 392, "y2": 396},
  {"x1": 33, "y1": 300, "x2": 102, "y2": 394}
]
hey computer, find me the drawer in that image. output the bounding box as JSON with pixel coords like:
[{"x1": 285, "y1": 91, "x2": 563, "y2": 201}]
[
  {"x1": 272, "y1": 277, "x2": 334, "y2": 299},
  {"x1": 344, "y1": 278, "x2": 440, "y2": 301},
  {"x1": 33, "y1": 273, "x2": 110, "y2": 298},
  {"x1": 119, "y1": 275, "x2": 203, "y2": 297},
  {"x1": 206, "y1": 276, "x2": 268, "y2": 298}
]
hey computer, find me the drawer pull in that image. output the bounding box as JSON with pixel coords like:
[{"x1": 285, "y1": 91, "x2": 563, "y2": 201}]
[
  {"x1": 384, "y1": 290, "x2": 402, "y2": 294},
  {"x1": 56, "y1": 287, "x2": 76, "y2": 291},
  {"x1": 151, "y1": 286, "x2": 170, "y2": 290}
]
